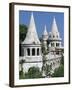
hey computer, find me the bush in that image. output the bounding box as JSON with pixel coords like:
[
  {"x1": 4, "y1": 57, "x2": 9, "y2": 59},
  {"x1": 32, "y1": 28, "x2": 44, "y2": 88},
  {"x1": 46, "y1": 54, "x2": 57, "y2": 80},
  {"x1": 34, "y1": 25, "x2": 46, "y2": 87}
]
[
  {"x1": 19, "y1": 24, "x2": 28, "y2": 42},
  {"x1": 19, "y1": 70, "x2": 25, "y2": 79},
  {"x1": 24, "y1": 67, "x2": 42, "y2": 79},
  {"x1": 52, "y1": 65, "x2": 64, "y2": 77},
  {"x1": 60, "y1": 55, "x2": 64, "y2": 65}
]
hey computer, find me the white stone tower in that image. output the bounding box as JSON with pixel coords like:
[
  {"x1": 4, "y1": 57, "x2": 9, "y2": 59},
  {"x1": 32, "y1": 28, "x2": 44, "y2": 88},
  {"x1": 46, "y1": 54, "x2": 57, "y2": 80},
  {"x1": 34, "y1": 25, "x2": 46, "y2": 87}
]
[
  {"x1": 42, "y1": 25, "x2": 48, "y2": 51},
  {"x1": 48, "y1": 17, "x2": 62, "y2": 53},
  {"x1": 21, "y1": 13, "x2": 42, "y2": 73},
  {"x1": 42, "y1": 25, "x2": 48, "y2": 76}
]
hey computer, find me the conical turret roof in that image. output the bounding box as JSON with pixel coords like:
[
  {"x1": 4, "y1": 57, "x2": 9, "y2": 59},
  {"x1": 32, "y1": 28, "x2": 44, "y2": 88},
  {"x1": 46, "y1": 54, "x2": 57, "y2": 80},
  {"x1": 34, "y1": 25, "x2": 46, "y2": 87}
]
[
  {"x1": 22, "y1": 13, "x2": 41, "y2": 45},
  {"x1": 42, "y1": 25, "x2": 48, "y2": 40},
  {"x1": 43, "y1": 25, "x2": 48, "y2": 36},
  {"x1": 49, "y1": 17, "x2": 61, "y2": 40},
  {"x1": 51, "y1": 17, "x2": 59, "y2": 34}
]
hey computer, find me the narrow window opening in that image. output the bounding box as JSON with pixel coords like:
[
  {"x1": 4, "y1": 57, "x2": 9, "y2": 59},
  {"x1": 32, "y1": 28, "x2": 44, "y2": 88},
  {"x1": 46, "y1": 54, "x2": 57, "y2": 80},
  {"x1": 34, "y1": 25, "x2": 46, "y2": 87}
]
[
  {"x1": 27, "y1": 48, "x2": 30, "y2": 56},
  {"x1": 32, "y1": 48, "x2": 35, "y2": 56},
  {"x1": 37, "y1": 48, "x2": 39, "y2": 55}
]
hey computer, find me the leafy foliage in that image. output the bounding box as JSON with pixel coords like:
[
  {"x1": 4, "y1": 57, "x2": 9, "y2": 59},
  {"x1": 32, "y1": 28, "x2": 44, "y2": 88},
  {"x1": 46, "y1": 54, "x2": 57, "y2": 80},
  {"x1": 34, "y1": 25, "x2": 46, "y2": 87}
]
[
  {"x1": 19, "y1": 69, "x2": 25, "y2": 79},
  {"x1": 25, "y1": 67, "x2": 42, "y2": 79},
  {"x1": 52, "y1": 65, "x2": 64, "y2": 77},
  {"x1": 60, "y1": 55, "x2": 64, "y2": 65},
  {"x1": 19, "y1": 67, "x2": 42, "y2": 79},
  {"x1": 51, "y1": 54, "x2": 64, "y2": 77},
  {"x1": 19, "y1": 24, "x2": 28, "y2": 42},
  {"x1": 19, "y1": 24, "x2": 27, "y2": 56}
]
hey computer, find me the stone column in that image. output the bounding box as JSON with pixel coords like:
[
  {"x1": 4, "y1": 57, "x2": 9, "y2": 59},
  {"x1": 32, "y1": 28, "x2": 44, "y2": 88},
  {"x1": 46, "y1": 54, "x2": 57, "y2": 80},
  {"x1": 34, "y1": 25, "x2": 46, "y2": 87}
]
[
  {"x1": 24, "y1": 48, "x2": 25, "y2": 56},
  {"x1": 25, "y1": 48, "x2": 27, "y2": 56},
  {"x1": 30, "y1": 47, "x2": 32, "y2": 56},
  {"x1": 39, "y1": 48, "x2": 41, "y2": 55},
  {"x1": 22, "y1": 47, "x2": 24, "y2": 56},
  {"x1": 55, "y1": 42, "x2": 56, "y2": 47},
  {"x1": 35, "y1": 48, "x2": 37, "y2": 56}
]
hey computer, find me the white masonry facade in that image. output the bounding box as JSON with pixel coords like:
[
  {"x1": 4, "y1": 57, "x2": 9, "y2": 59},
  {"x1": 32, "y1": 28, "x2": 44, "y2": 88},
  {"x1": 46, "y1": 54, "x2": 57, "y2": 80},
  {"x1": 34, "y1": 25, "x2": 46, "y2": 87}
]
[{"x1": 19, "y1": 13, "x2": 64, "y2": 75}]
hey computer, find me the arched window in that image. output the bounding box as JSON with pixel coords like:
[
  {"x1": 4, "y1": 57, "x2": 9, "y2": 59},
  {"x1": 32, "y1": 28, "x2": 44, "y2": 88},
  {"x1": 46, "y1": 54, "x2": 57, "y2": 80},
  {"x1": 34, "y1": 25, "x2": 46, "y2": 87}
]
[
  {"x1": 51, "y1": 63, "x2": 52, "y2": 66},
  {"x1": 27, "y1": 48, "x2": 30, "y2": 56},
  {"x1": 58, "y1": 60, "x2": 60, "y2": 63},
  {"x1": 56, "y1": 43, "x2": 59, "y2": 47},
  {"x1": 56, "y1": 51, "x2": 59, "y2": 55},
  {"x1": 49, "y1": 35, "x2": 51, "y2": 38},
  {"x1": 53, "y1": 62, "x2": 55, "y2": 66},
  {"x1": 32, "y1": 48, "x2": 35, "y2": 56},
  {"x1": 53, "y1": 35, "x2": 55, "y2": 38},
  {"x1": 37, "y1": 48, "x2": 39, "y2": 55},
  {"x1": 51, "y1": 43, "x2": 54, "y2": 47},
  {"x1": 57, "y1": 35, "x2": 58, "y2": 38},
  {"x1": 50, "y1": 63, "x2": 52, "y2": 69},
  {"x1": 21, "y1": 48, "x2": 24, "y2": 56}
]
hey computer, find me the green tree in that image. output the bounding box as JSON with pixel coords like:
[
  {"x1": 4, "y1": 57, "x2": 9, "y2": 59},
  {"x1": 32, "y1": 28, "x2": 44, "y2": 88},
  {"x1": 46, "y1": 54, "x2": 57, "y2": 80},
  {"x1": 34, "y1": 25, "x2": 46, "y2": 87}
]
[
  {"x1": 25, "y1": 67, "x2": 42, "y2": 79},
  {"x1": 19, "y1": 70, "x2": 25, "y2": 79},
  {"x1": 19, "y1": 24, "x2": 28, "y2": 56},
  {"x1": 52, "y1": 65, "x2": 64, "y2": 77},
  {"x1": 19, "y1": 24, "x2": 28, "y2": 41},
  {"x1": 19, "y1": 59, "x2": 25, "y2": 71},
  {"x1": 60, "y1": 54, "x2": 64, "y2": 65},
  {"x1": 19, "y1": 59, "x2": 25, "y2": 79}
]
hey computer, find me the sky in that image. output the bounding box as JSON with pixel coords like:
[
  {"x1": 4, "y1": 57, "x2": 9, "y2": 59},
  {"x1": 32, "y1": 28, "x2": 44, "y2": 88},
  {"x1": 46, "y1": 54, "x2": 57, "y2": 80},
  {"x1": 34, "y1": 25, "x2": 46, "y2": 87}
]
[{"x1": 19, "y1": 11, "x2": 64, "y2": 44}]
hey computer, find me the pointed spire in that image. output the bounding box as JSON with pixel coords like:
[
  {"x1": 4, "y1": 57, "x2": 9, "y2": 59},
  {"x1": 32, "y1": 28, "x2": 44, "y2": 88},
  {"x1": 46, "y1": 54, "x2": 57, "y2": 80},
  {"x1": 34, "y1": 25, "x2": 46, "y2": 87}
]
[
  {"x1": 49, "y1": 17, "x2": 62, "y2": 41},
  {"x1": 28, "y1": 12, "x2": 35, "y2": 31},
  {"x1": 22, "y1": 12, "x2": 41, "y2": 44},
  {"x1": 42, "y1": 25, "x2": 48, "y2": 40},
  {"x1": 51, "y1": 17, "x2": 59, "y2": 34},
  {"x1": 43, "y1": 25, "x2": 48, "y2": 36}
]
